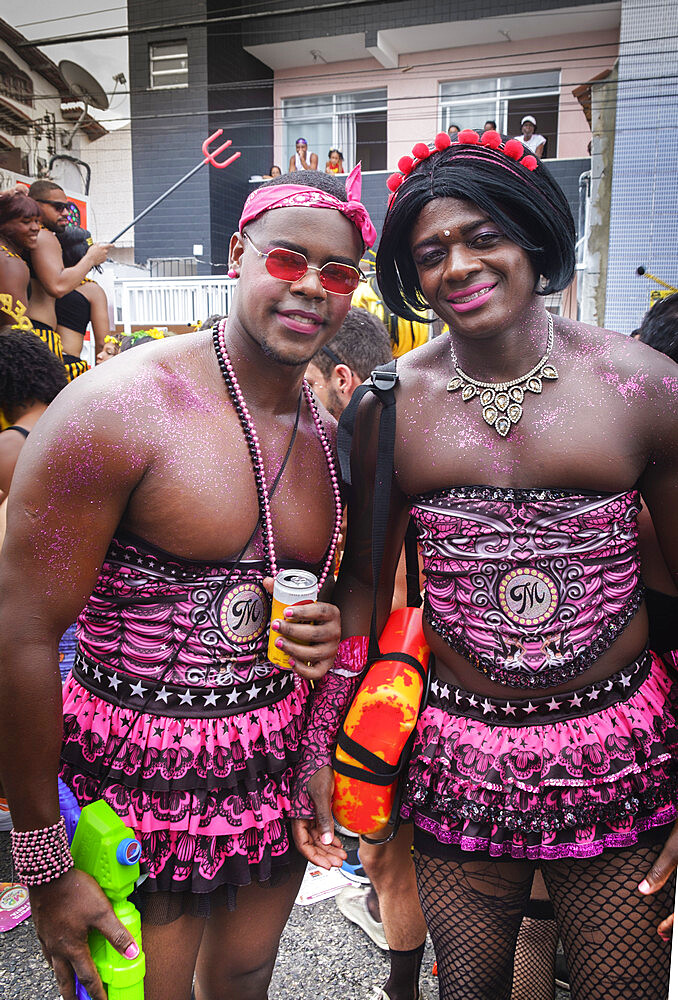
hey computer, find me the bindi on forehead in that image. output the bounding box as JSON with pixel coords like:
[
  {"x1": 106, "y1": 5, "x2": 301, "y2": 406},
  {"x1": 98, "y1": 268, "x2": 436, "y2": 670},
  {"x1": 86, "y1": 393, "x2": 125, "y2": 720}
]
[{"x1": 410, "y1": 201, "x2": 494, "y2": 248}]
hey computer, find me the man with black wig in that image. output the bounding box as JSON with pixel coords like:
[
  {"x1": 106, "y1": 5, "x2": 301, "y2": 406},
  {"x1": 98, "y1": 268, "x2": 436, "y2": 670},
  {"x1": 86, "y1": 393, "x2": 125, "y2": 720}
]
[{"x1": 298, "y1": 130, "x2": 678, "y2": 999}]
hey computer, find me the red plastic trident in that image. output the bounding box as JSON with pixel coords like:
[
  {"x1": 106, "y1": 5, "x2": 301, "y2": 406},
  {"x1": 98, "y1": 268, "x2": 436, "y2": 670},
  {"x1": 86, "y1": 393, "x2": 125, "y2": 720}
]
[
  {"x1": 201, "y1": 129, "x2": 241, "y2": 170},
  {"x1": 110, "y1": 130, "x2": 241, "y2": 243}
]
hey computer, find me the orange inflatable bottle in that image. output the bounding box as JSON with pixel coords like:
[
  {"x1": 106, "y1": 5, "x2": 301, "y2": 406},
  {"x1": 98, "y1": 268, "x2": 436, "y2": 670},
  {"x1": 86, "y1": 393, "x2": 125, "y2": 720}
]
[{"x1": 331, "y1": 607, "x2": 430, "y2": 836}]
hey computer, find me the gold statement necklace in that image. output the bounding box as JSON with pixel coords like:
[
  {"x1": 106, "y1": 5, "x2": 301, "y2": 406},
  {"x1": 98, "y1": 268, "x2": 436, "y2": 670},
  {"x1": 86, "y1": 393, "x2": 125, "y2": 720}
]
[{"x1": 446, "y1": 313, "x2": 557, "y2": 438}]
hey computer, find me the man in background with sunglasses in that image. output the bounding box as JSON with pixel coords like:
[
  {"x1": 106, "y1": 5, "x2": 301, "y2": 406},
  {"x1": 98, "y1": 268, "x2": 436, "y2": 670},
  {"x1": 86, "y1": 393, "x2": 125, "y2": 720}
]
[
  {"x1": 0, "y1": 167, "x2": 376, "y2": 1000},
  {"x1": 26, "y1": 180, "x2": 111, "y2": 374}
]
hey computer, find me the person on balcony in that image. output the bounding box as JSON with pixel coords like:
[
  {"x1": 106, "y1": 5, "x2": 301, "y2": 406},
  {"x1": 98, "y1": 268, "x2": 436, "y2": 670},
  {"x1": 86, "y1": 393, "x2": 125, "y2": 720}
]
[
  {"x1": 289, "y1": 137, "x2": 319, "y2": 172},
  {"x1": 515, "y1": 115, "x2": 547, "y2": 157},
  {"x1": 325, "y1": 150, "x2": 345, "y2": 174}
]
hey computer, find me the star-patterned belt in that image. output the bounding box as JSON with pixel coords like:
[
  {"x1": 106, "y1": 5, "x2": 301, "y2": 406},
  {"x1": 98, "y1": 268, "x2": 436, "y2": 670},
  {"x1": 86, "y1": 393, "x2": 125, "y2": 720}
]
[
  {"x1": 71, "y1": 649, "x2": 295, "y2": 718},
  {"x1": 428, "y1": 648, "x2": 651, "y2": 727}
]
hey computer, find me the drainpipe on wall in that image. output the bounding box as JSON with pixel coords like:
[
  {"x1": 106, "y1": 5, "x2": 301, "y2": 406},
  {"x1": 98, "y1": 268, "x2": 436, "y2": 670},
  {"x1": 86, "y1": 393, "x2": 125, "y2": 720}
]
[
  {"x1": 579, "y1": 62, "x2": 618, "y2": 327},
  {"x1": 575, "y1": 169, "x2": 591, "y2": 320}
]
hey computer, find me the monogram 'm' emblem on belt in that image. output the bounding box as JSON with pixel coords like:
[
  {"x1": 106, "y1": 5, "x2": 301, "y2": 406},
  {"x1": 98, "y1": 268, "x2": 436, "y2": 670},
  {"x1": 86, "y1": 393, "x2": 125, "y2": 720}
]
[
  {"x1": 219, "y1": 582, "x2": 268, "y2": 644},
  {"x1": 497, "y1": 567, "x2": 559, "y2": 626}
]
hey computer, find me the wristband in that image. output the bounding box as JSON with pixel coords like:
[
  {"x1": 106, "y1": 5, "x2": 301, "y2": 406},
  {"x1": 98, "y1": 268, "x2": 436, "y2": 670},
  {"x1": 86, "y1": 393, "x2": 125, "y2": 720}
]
[{"x1": 11, "y1": 816, "x2": 73, "y2": 886}]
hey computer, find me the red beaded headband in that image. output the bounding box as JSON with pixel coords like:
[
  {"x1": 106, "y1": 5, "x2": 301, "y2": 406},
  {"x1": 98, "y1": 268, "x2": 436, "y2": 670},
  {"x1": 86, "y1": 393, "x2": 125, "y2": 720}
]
[{"x1": 386, "y1": 129, "x2": 538, "y2": 192}]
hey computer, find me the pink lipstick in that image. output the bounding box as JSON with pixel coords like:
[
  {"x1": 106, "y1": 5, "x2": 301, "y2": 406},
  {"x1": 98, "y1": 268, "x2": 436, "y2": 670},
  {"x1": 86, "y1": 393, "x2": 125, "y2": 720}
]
[{"x1": 447, "y1": 283, "x2": 497, "y2": 313}]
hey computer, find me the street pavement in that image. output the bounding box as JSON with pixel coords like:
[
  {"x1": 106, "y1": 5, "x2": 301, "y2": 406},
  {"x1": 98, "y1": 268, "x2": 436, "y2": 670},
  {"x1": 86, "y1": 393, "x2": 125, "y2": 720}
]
[
  {"x1": 1, "y1": 830, "x2": 571, "y2": 999},
  {"x1": 0, "y1": 830, "x2": 439, "y2": 1000}
]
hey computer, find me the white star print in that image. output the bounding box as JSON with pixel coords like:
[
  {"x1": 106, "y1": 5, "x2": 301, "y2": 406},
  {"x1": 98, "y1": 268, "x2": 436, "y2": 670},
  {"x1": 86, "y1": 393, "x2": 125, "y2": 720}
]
[
  {"x1": 107, "y1": 674, "x2": 121, "y2": 691},
  {"x1": 525, "y1": 702, "x2": 538, "y2": 714},
  {"x1": 440, "y1": 684, "x2": 450, "y2": 700},
  {"x1": 547, "y1": 698, "x2": 560, "y2": 711},
  {"x1": 246, "y1": 683, "x2": 261, "y2": 701},
  {"x1": 455, "y1": 689, "x2": 462, "y2": 704},
  {"x1": 431, "y1": 680, "x2": 440, "y2": 696},
  {"x1": 265, "y1": 680, "x2": 276, "y2": 695},
  {"x1": 155, "y1": 686, "x2": 170, "y2": 703},
  {"x1": 179, "y1": 689, "x2": 194, "y2": 705},
  {"x1": 227, "y1": 689, "x2": 239, "y2": 705},
  {"x1": 92, "y1": 667, "x2": 102, "y2": 682},
  {"x1": 569, "y1": 692, "x2": 583, "y2": 707},
  {"x1": 619, "y1": 673, "x2": 631, "y2": 688},
  {"x1": 203, "y1": 690, "x2": 219, "y2": 707},
  {"x1": 468, "y1": 695, "x2": 478, "y2": 708},
  {"x1": 502, "y1": 702, "x2": 517, "y2": 716},
  {"x1": 129, "y1": 681, "x2": 147, "y2": 698},
  {"x1": 587, "y1": 688, "x2": 601, "y2": 700},
  {"x1": 482, "y1": 699, "x2": 493, "y2": 715}
]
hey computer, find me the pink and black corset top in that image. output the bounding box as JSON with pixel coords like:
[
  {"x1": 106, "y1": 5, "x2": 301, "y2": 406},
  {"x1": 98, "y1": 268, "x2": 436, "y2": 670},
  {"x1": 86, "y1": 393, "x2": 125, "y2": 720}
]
[
  {"x1": 410, "y1": 486, "x2": 644, "y2": 689},
  {"x1": 77, "y1": 529, "x2": 278, "y2": 688}
]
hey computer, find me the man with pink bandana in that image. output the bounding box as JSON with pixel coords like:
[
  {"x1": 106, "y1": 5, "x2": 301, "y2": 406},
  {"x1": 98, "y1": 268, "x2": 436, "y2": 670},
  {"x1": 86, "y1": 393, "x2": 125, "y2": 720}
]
[{"x1": 0, "y1": 168, "x2": 375, "y2": 1000}]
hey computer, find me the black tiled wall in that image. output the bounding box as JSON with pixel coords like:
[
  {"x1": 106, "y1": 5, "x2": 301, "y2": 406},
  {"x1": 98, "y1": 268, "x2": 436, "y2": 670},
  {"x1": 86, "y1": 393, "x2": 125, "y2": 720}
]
[{"x1": 128, "y1": 1, "x2": 211, "y2": 270}]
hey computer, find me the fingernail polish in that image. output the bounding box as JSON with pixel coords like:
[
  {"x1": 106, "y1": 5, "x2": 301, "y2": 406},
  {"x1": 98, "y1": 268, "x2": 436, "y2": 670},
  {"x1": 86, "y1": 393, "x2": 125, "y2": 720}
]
[
  {"x1": 124, "y1": 942, "x2": 140, "y2": 959},
  {"x1": 321, "y1": 832, "x2": 333, "y2": 845},
  {"x1": 638, "y1": 879, "x2": 651, "y2": 894},
  {"x1": 288, "y1": 658, "x2": 296, "y2": 667},
  {"x1": 272, "y1": 620, "x2": 280, "y2": 630},
  {"x1": 284, "y1": 608, "x2": 294, "y2": 618},
  {"x1": 275, "y1": 638, "x2": 284, "y2": 649}
]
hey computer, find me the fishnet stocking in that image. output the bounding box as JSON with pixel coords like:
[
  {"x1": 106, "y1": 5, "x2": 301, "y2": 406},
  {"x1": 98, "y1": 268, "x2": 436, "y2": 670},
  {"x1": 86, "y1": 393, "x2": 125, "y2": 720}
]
[
  {"x1": 414, "y1": 850, "x2": 535, "y2": 1000},
  {"x1": 415, "y1": 840, "x2": 673, "y2": 1000},
  {"x1": 542, "y1": 839, "x2": 673, "y2": 1000},
  {"x1": 511, "y1": 916, "x2": 558, "y2": 1000}
]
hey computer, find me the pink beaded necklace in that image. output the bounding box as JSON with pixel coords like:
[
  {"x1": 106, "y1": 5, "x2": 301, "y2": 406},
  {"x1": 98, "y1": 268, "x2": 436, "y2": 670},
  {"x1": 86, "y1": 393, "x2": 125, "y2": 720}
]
[{"x1": 214, "y1": 318, "x2": 342, "y2": 588}]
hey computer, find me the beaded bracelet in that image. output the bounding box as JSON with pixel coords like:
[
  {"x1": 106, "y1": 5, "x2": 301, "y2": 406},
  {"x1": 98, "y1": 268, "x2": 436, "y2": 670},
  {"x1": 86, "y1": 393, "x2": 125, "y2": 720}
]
[{"x1": 11, "y1": 816, "x2": 74, "y2": 886}]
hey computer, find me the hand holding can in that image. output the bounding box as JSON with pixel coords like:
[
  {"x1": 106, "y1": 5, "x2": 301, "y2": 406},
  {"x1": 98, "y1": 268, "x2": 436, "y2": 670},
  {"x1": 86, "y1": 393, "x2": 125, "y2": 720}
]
[
  {"x1": 268, "y1": 570, "x2": 318, "y2": 669},
  {"x1": 267, "y1": 569, "x2": 341, "y2": 680}
]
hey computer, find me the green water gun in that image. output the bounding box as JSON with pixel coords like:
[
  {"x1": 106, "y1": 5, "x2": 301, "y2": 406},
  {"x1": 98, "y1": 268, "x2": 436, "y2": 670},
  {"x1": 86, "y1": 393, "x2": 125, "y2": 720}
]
[{"x1": 69, "y1": 797, "x2": 146, "y2": 1000}]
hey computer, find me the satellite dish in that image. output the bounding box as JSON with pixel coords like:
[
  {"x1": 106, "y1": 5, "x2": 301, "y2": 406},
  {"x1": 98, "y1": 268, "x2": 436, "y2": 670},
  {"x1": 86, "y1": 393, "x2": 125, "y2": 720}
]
[{"x1": 59, "y1": 60, "x2": 110, "y2": 111}]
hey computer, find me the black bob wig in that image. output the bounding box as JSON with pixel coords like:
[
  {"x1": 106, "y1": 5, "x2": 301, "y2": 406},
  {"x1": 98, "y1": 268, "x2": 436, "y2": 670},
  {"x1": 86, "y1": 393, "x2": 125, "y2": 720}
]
[{"x1": 376, "y1": 142, "x2": 576, "y2": 323}]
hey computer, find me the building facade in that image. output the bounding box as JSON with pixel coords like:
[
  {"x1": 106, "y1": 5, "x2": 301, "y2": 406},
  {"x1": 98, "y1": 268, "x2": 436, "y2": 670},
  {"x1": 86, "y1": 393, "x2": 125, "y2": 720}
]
[
  {"x1": 126, "y1": 0, "x2": 676, "y2": 330},
  {"x1": 0, "y1": 18, "x2": 133, "y2": 254}
]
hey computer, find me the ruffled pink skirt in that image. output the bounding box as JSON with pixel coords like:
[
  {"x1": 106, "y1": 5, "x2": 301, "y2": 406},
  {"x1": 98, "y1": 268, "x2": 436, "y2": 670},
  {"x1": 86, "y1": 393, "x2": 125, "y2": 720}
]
[
  {"x1": 60, "y1": 670, "x2": 309, "y2": 895},
  {"x1": 401, "y1": 650, "x2": 678, "y2": 859}
]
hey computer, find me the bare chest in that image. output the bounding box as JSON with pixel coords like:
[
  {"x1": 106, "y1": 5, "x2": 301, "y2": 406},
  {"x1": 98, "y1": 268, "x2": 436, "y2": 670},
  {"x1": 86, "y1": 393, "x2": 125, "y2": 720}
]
[
  {"x1": 394, "y1": 372, "x2": 648, "y2": 496},
  {"x1": 122, "y1": 406, "x2": 337, "y2": 567}
]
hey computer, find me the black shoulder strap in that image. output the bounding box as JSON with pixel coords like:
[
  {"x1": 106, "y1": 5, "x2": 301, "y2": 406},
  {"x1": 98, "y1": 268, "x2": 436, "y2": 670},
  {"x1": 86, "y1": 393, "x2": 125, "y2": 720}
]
[
  {"x1": 4, "y1": 425, "x2": 29, "y2": 439},
  {"x1": 404, "y1": 519, "x2": 421, "y2": 609},
  {"x1": 336, "y1": 360, "x2": 420, "y2": 664},
  {"x1": 337, "y1": 360, "x2": 398, "y2": 487}
]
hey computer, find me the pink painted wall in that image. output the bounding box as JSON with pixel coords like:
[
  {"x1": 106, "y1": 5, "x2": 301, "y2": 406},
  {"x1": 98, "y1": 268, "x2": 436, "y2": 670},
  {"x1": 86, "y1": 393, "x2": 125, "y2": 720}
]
[{"x1": 273, "y1": 29, "x2": 618, "y2": 166}]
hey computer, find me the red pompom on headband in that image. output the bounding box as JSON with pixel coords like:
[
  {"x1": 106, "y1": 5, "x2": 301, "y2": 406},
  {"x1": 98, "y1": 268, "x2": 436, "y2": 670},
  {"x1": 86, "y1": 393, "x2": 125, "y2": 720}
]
[{"x1": 386, "y1": 128, "x2": 539, "y2": 193}]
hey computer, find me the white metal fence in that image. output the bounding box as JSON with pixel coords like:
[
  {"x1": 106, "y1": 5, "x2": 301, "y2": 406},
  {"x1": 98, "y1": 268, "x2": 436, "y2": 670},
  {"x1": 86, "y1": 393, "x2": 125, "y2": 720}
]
[{"x1": 116, "y1": 277, "x2": 237, "y2": 334}]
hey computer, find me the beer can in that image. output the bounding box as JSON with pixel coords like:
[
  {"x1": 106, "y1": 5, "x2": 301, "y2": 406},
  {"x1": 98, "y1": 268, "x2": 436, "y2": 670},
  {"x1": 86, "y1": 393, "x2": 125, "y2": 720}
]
[{"x1": 268, "y1": 569, "x2": 318, "y2": 669}]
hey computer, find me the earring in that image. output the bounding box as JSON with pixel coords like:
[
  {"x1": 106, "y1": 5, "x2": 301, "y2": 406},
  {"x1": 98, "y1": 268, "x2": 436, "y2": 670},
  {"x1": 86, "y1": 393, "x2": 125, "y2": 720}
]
[
  {"x1": 227, "y1": 267, "x2": 238, "y2": 279},
  {"x1": 443, "y1": 229, "x2": 451, "y2": 237}
]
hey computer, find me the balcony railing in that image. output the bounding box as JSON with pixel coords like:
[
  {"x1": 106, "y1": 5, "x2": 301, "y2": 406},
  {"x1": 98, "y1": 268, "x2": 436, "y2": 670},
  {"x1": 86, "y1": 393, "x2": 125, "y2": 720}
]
[{"x1": 116, "y1": 276, "x2": 237, "y2": 334}]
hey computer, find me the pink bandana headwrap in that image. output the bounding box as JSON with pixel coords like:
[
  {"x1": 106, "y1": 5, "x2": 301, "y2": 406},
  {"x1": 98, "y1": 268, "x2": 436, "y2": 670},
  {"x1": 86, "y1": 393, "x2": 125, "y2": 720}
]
[{"x1": 238, "y1": 162, "x2": 376, "y2": 248}]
